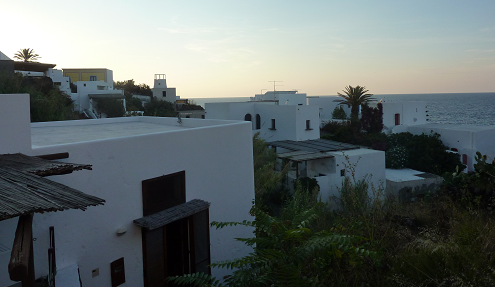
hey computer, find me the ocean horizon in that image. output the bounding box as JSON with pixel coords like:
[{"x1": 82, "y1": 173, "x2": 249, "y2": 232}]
[{"x1": 190, "y1": 92, "x2": 495, "y2": 126}]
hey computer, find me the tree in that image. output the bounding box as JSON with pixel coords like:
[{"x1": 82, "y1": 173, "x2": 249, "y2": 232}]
[
  {"x1": 143, "y1": 99, "x2": 176, "y2": 117},
  {"x1": 0, "y1": 72, "x2": 77, "y2": 122},
  {"x1": 334, "y1": 85, "x2": 376, "y2": 121},
  {"x1": 13, "y1": 48, "x2": 41, "y2": 62}
]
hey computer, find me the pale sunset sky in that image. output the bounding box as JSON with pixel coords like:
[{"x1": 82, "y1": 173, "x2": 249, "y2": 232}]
[{"x1": 1, "y1": 0, "x2": 495, "y2": 98}]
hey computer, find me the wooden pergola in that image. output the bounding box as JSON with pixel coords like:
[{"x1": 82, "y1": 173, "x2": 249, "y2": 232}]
[{"x1": 0, "y1": 153, "x2": 105, "y2": 287}]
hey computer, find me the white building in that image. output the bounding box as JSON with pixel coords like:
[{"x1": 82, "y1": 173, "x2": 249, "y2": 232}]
[
  {"x1": 306, "y1": 96, "x2": 351, "y2": 127},
  {"x1": 407, "y1": 124, "x2": 495, "y2": 172},
  {"x1": 251, "y1": 91, "x2": 307, "y2": 106},
  {"x1": 206, "y1": 101, "x2": 320, "y2": 142},
  {"x1": 62, "y1": 68, "x2": 124, "y2": 118},
  {"x1": 0, "y1": 94, "x2": 254, "y2": 287},
  {"x1": 206, "y1": 91, "x2": 320, "y2": 142},
  {"x1": 270, "y1": 139, "x2": 386, "y2": 204},
  {"x1": 152, "y1": 74, "x2": 177, "y2": 103},
  {"x1": 379, "y1": 101, "x2": 428, "y2": 133}
]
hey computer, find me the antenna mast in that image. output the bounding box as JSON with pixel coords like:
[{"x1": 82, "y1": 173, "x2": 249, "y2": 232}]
[{"x1": 268, "y1": 81, "x2": 283, "y2": 93}]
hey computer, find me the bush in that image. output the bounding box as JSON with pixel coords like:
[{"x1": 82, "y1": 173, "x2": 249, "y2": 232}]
[
  {"x1": 143, "y1": 99, "x2": 176, "y2": 117},
  {"x1": 93, "y1": 98, "x2": 125, "y2": 118},
  {"x1": 332, "y1": 106, "x2": 347, "y2": 119},
  {"x1": 386, "y1": 132, "x2": 465, "y2": 175},
  {"x1": 361, "y1": 103, "x2": 383, "y2": 133},
  {"x1": 0, "y1": 72, "x2": 77, "y2": 122}
]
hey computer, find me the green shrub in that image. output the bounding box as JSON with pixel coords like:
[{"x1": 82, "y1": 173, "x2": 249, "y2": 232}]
[
  {"x1": 143, "y1": 99, "x2": 176, "y2": 117},
  {"x1": 331, "y1": 106, "x2": 347, "y2": 119},
  {"x1": 93, "y1": 98, "x2": 125, "y2": 118}
]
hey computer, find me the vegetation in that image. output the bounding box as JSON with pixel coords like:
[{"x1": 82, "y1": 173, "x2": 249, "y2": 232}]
[
  {"x1": 93, "y1": 98, "x2": 125, "y2": 118},
  {"x1": 114, "y1": 79, "x2": 151, "y2": 111},
  {"x1": 13, "y1": 48, "x2": 41, "y2": 62},
  {"x1": 322, "y1": 120, "x2": 463, "y2": 175},
  {"x1": 0, "y1": 72, "x2": 77, "y2": 122},
  {"x1": 331, "y1": 106, "x2": 347, "y2": 119},
  {"x1": 334, "y1": 85, "x2": 376, "y2": 122},
  {"x1": 361, "y1": 103, "x2": 383, "y2": 133},
  {"x1": 143, "y1": 99, "x2": 176, "y2": 117}
]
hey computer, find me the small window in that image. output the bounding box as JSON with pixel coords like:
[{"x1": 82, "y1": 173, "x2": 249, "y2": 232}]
[
  {"x1": 162, "y1": 91, "x2": 167, "y2": 98},
  {"x1": 255, "y1": 114, "x2": 261, "y2": 130},
  {"x1": 83, "y1": 83, "x2": 86, "y2": 87},
  {"x1": 54, "y1": 82, "x2": 61, "y2": 86},
  {"x1": 244, "y1": 113, "x2": 252, "y2": 121},
  {"x1": 270, "y1": 119, "x2": 276, "y2": 130},
  {"x1": 201, "y1": 115, "x2": 205, "y2": 119},
  {"x1": 394, "y1": 113, "x2": 400, "y2": 125},
  {"x1": 340, "y1": 169, "x2": 345, "y2": 177},
  {"x1": 110, "y1": 257, "x2": 125, "y2": 287},
  {"x1": 306, "y1": 120, "x2": 312, "y2": 130},
  {"x1": 462, "y1": 154, "x2": 468, "y2": 165},
  {"x1": 90, "y1": 76, "x2": 97, "y2": 81}
]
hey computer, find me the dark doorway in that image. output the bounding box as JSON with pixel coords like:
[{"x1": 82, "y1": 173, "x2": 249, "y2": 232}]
[{"x1": 141, "y1": 171, "x2": 210, "y2": 287}]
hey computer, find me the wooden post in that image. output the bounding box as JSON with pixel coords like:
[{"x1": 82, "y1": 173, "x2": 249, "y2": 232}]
[{"x1": 9, "y1": 213, "x2": 35, "y2": 287}]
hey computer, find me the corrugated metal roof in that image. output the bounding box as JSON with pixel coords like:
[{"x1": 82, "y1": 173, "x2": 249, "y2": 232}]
[
  {"x1": 0, "y1": 167, "x2": 105, "y2": 221},
  {"x1": 278, "y1": 150, "x2": 334, "y2": 162},
  {"x1": 0, "y1": 153, "x2": 91, "y2": 177},
  {"x1": 269, "y1": 139, "x2": 360, "y2": 152},
  {"x1": 134, "y1": 199, "x2": 210, "y2": 230}
]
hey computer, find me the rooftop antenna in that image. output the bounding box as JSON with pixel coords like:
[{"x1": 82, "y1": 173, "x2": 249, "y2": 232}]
[{"x1": 268, "y1": 81, "x2": 283, "y2": 93}]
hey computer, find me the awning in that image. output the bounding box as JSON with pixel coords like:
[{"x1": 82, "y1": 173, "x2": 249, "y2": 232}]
[
  {"x1": 0, "y1": 153, "x2": 91, "y2": 177},
  {"x1": 134, "y1": 199, "x2": 210, "y2": 230},
  {"x1": 88, "y1": 93, "x2": 125, "y2": 99},
  {"x1": 269, "y1": 139, "x2": 360, "y2": 152},
  {"x1": 0, "y1": 167, "x2": 105, "y2": 220},
  {"x1": 13, "y1": 61, "x2": 56, "y2": 72},
  {"x1": 278, "y1": 150, "x2": 334, "y2": 162}
]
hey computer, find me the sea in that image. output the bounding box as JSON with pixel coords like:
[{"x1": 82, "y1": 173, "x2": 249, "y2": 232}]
[{"x1": 190, "y1": 93, "x2": 495, "y2": 126}]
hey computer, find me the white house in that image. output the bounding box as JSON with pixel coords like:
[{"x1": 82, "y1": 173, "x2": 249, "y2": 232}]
[
  {"x1": 206, "y1": 91, "x2": 320, "y2": 142},
  {"x1": 0, "y1": 94, "x2": 254, "y2": 287},
  {"x1": 407, "y1": 123, "x2": 495, "y2": 172},
  {"x1": 379, "y1": 101, "x2": 428, "y2": 133},
  {"x1": 269, "y1": 139, "x2": 386, "y2": 204},
  {"x1": 306, "y1": 96, "x2": 351, "y2": 127},
  {"x1": 251, "y1": 91, "x2": 307, "y2": 106},
  {"x1": 152, "y1": 74, "x2": 177, "y2": 103},
  {"x1": 62, "y1": 68, "x2": 124, "y2": 118},
  {"x1": 206, "y1": 101, "x2": 320, "y2": 142}
]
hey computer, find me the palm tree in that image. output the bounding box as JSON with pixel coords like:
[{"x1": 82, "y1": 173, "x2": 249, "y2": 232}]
[
  {"x1": 13, "y1": 48, "x2": 41, "y2": 62},
  {"x1": 334, "y1": 85, "x2": 376, "y2": 121}
]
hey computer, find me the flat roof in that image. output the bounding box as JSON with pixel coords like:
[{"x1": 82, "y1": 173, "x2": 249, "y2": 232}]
[
  {"x1": 32, "y1": 120, "x2": 189, "y2": 147},
  {"x1": 277, "y1": 150, "x2": 334, "y2": 162},
  {"x1": 31, "y1": 117, "x2": 249, "y2": 147},
  {"x1": 269, "y1": 139, "x2": 360, "y2": 152},
  {"x1": 385, "y1": 168, "x2": 440, "y2": 182}
]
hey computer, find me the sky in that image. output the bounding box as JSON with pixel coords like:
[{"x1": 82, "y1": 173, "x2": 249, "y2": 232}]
[{"x1": 1, "y1": 0, "x2": 495, "y2": 98}]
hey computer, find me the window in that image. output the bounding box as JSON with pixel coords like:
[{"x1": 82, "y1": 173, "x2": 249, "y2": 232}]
[
  {"x1": 340, "y1": 169, "x2": 345, "y2": 177},
  {"x1": 54, "y1": 82, "x2": 61, "y2": 86},
  {"x1": 462, "y1": 154, "x2": 468, "y2": 165},
  {"x1": 306, "y1": 120, "x2": 312, "y2": 130},
  {"x1": 255, "y1": 114, "x2": 261, "y2": 130},
  {"x1": 270, "y1": 119, "x2": 276, "y2": 130},
  {"x1": 90, "y1": 76, "x2": 97, "y2": 81},
  {"x1": 394, "y1": 113, "x2": 400, "y2": 125},
  {"x1": 244, "y1": 113, "x2": 252, "y2": 121},
  {"x1": 162, "y1": 91, "x2": 166, "y2": 98},
  {"x1": 141, "y1": 171, "x2": 211, "y2": 286},
  {"x1": 110, "y1": 258, "x2": 125, "y2": 287}
]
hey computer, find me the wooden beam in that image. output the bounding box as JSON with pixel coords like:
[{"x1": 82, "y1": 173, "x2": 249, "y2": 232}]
[
  {"x1": 35, "y1": 152, "x2": 69, "y2": 160},
  {"x1": 9, "y1": 213, "x2": 35, "y2": 286}
]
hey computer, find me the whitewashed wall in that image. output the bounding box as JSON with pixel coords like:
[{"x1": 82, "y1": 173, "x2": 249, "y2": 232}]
[
  {"x1": 206, "y1": 102, "x2": 320, "y2": 142},
  {"x1": 381, "y1": 102, "x2": 427, "y2": 133},
  {"x1": 0, "y1": 94, "x2": 31, "y2": 154},
  {"x1": 307, "y1": 96, "x2": 351, "y2": 126},
  {"x1": 0, "y1": 116, "x2": 255, "y2": 286}
]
